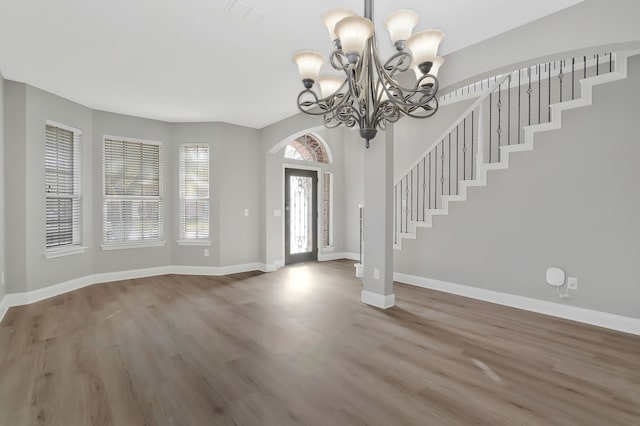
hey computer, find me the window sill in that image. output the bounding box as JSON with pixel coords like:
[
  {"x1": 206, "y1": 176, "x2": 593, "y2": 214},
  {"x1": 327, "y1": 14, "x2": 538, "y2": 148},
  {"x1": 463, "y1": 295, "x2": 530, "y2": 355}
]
[
  {"x1": 44, "y1": 246, "x2": 88, "y2": 259},
  {"x1": 176, "y1": 240, "x2": 212, "y2": 247},
  {"x1": 101, "y1": 241, "x2": 166, "y2": 251}
]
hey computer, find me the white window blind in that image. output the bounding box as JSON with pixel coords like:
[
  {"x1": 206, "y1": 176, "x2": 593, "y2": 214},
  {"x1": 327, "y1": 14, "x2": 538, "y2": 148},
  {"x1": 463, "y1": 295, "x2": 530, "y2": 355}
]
[
  {"x1": 322, "y1": 172, "x2": 333, "y2": 247},
  {"x1": 45, "y1": 124, "x2": 81, "y2": 249},
  {"x1": 103, "y1": 137, "x2": 163, "y2": 244},
  {"x1": 179, "y1": 144, "x2": 209, "y2": 240}
]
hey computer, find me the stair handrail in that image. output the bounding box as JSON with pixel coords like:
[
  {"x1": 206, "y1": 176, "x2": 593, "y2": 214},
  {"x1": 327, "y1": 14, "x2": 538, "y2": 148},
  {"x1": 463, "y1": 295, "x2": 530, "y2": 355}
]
[{"x1": 395, "y1": 70, "x2": 514, "y2": 186}]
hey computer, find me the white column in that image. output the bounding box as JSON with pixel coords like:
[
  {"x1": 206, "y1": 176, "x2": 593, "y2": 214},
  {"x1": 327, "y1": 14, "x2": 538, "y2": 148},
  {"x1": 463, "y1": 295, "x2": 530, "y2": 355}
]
[{"x1": 361, "y1": 128, "x2": 395, "y2": 309}]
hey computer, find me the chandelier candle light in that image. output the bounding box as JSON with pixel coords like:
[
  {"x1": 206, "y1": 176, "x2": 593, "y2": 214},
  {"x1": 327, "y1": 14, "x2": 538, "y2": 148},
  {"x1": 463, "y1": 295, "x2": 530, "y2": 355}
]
[{"x1": 293, "y1": 0, "x2": 445, "y2": 148}]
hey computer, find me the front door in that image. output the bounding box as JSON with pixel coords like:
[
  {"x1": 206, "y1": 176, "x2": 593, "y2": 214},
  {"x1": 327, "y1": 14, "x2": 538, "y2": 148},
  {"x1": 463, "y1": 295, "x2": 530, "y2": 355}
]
[{"x1": 285, "y1": 168, "x2": 318, "y2": 265}]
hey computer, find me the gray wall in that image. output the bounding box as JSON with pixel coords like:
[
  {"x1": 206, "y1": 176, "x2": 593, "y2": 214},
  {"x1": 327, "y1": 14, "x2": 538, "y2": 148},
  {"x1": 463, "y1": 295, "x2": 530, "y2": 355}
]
[
  {"x1": 92, "y1": 111, "x2": 173, "y2": 274},
  {"x1": 25, "y1": 86, "x2": 95, "y2": 291},
  {"x1": 440, "y1": 0, "x2": 640, "y2": 92},
  {"x1": 5, "y1": 82, "x2": 27, "y2": 293},
  {"x1": 343, "y1": 129, "x2": 364, "y2": 255},
  {"x1": 0, "y1": 71, "x2": 5, "y2": 300},
  {"x1": 4, "y1": 83, "x2": 96, "y2": 293},
  {"x1": 2, "y1": 84, "x2": 266, "y2": 293},
  {"x1": 394, "y1": 99, "x2": 474, "y2": 179},
  {"x1": 217, "y1": 123, "x2": 261, "y2": 266},
  {"x1": 395, "y1": 55, "x2": 640, "y2": 319},
  {"x1": 170, "y1": 123, "x2": 220, "y2": 266},
  {"x1": 258, "y1": 113, "x2": 352, "y2": 266}
]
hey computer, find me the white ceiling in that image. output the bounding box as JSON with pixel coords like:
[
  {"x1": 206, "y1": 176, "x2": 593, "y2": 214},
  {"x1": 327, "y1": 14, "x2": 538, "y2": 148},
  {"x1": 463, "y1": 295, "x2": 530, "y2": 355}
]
[{"x1": 0, "y1": 0, "x2": 582, "y2": 129}]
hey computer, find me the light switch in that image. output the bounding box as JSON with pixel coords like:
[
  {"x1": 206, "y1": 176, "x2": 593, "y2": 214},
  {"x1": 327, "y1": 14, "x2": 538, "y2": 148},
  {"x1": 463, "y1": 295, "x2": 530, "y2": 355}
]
[
  {"x1": 244, "y1": 209, "x2": 249, "y2": 217},
  {"x1": 274, "y1": 209, "x2": 281, "y2": 217}
]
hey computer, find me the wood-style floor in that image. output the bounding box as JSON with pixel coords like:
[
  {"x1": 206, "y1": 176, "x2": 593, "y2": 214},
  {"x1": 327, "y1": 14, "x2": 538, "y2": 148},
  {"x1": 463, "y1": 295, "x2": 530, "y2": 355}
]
[{"x1": 0, "y1": 260, "x2": 639, "y2": 425}]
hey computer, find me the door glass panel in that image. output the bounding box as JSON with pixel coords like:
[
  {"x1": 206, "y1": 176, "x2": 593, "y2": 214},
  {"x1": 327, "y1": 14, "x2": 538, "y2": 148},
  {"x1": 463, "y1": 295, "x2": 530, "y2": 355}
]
[{"x1": 289, "y1": 175, "x2": 313, "y2": 254}]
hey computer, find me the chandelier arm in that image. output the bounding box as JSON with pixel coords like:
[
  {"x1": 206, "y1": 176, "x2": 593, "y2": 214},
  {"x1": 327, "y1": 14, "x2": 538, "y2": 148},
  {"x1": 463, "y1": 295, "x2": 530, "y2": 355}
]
[
  {"x1": 297, "y1": 89, "x2": 334, "y2": 117},
  {"x1": 383, "y1": 80, "x2": 439, "y2": 109},
  {"x1": 334, "y1": 103, "x2": 361, "y2": 128},
  {"x1": 294, "y1": 0, "x2": 443, "y2": 145},
  {"x1": 372, "y1": 100, "x2": 401, "y2": 128},
  {"x1": 417, "y1": 73, "x2": 440, "y2": 94},
  {"x1": 297, "y1": 83, "x2": 356, "y2": 117},
  {"x1": 400, "y1": 96, "x2": 439, "y2": 119},
  {"x1": 330, "y1": 50, "x2": 350, "y2": 72},
  {"x1": 383, "y1": 52, "x2": 413, "y2": 76},
  {"x1": 371, "y1": 44, "x2": 439, "y2": 110}
]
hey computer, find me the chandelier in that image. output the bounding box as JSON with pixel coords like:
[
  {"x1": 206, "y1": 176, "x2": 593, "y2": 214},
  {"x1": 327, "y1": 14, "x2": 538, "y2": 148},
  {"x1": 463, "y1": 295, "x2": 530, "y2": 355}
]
[{"x1": 293, "y1": 0, "x2": 445, "y2": 148}]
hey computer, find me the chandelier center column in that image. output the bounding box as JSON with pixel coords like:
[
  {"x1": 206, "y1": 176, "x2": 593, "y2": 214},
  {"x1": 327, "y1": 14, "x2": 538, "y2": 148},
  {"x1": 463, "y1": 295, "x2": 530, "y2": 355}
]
[{"x1": 361, "y1": 127, "x2": 395, "y2": 308}]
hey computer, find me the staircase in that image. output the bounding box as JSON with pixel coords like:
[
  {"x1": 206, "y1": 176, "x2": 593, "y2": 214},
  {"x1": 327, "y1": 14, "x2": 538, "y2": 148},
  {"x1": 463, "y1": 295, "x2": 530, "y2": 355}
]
[{"x1": 393, "y1": 50, "x2": 638, "y2": 249}]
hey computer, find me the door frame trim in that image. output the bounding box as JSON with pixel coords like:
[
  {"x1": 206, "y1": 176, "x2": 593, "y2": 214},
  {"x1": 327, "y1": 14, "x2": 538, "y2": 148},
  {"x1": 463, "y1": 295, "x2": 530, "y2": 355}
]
[{"x1": 282, "y1": 163, "x2": 321, "y2": 265}]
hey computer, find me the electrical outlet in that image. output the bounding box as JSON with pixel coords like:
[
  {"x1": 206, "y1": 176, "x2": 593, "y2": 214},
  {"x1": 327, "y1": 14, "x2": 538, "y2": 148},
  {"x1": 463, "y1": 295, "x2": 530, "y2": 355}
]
[
  {"x1": 373, "y1": 268, "x2": 380, "y2": 279},
  {"x1": 204, "y1": 249, "x2": 210, "y2": 257},
  {"x1": 244, "y1": 209, "x2": 249, "y2": 217},
  {"x1": 567, "y1": 277, "x2": 578, "y2": 290}
]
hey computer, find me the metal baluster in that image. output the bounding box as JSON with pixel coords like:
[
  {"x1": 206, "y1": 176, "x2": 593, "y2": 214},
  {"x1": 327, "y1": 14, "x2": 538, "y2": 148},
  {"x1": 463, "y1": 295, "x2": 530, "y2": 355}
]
[
  {"x1": 422, "y1": 157, "x2": 426, "y2": 221},
  {"x1": 584, "y1": 56, "x2": 587, "y2": 79},
  {"x1": 434, "y1": 146, "x2": 438, "y2": 208},
  {"x1": 609, "y1": 52, "x2": 612, "y2": 73},
  {"x1": 548, "y1": 62, "x2": 551, "y2": 122},
  {"x1": 404, "y1": 175, "x2": 409, "y2": 232},
  {"x1": 456, "y1": 125, "x2": 459, "y2": 194},
  {"x1": 440, "y1": 141, "x2": 445, "y2": 198},
  {"x1": 508, "y1": 74, "x2": 511, "y2": 146},
  {"x1": 399, "y1": 179, "x2": 403, "y2": 233},
  {"x1": 463, "y1": 118, "x2": 467, "y2": 180},
  {"x1": 409, "y1": 169, "x2": 413, "y2": 224},
  {"x1": 497, "y1": 84, "x2": 502, "y2": 162},
  {"x1": 596, "y1": 54, "x2": 599, "y2": 76},
  {"x1": 415, "y1": 165, "x2": 419, "y2": 222},
  {"x1": 489, "y1": 93, "x2": 493, "y2": 163},
  {"x1": 448, "y1": 134, "x2": 451, "y2": 195},
  {"x1": 527, "y1": 67, "x2": 532, "y2": 126},
  {"x1": 429, "y1": 152, "x2": 432, "y2": 209},
  {"x1": 518, "y1": 69, "x2": 521, "y2": 144},
  {"x1": 538, "y1": 64, "x2": 541, "y2": 124},
  {"x1": 471, "y1": 110, "x2": 475, "y2": 179},
  {"x1": 572, "y1": 58, "x2": 575, "y2": 100},
  {"x1": 394, "y1": 185, "x2": 397, "y2": 243},
  {"x1": 559, "y1": 60, "x2": 564, "y2": 103}
]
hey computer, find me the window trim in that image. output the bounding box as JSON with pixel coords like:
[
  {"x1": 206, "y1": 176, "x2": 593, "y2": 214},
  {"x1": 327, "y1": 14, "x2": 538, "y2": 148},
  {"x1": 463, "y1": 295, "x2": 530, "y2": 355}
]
[
  {"x1": 178, "y1": 143, "x2": 210, "y2": 242},
  {"x1": 176, "y1": 239, "x2": 212, "y2": 247},
  {"x1": 283, "y1": 133, "x2": 332, "y2": 164},
  {"x1": 101, "y1": 241, "x2": 166, "y2": 251},
  {"x1": 44, "y1": 245, "x2": 88, "y2": 259},
  {"x1": 101, "y1": 135, "x2": 165, "y2": 248},
  {"x1": 44, "y1": 120, "x2": 84, "y2": 258},
  {"x1": 322, "y1": 171, "x2": 334, "y2": 249}
]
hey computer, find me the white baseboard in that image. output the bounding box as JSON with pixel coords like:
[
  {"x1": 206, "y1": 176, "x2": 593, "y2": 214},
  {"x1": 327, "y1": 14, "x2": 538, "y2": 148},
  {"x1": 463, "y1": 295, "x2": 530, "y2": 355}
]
[
  {"x1": 0, "y1": 294, "x2": 10, "y2": 323},
  {"x1": 0, "y1": 262, "x2": 271, "y2": 323},
  {"x1": 361, "y1": 290, "x2": 395, "y2": 309},
  {"x1": 264, "y1": 260, "x2": 284, "y2": 272},
  {"x1": 318, "y1": 252, "x2": 359, "y2": 262},
  {"x1": 93, "y1": 266, "x2": 173, "y2": 285},
  {"x1": 171, "y1": 262, "x2": 265, "y2": 276},
  {"x1": 394, "y1": 272, "x2": 640, "y2": 336}
]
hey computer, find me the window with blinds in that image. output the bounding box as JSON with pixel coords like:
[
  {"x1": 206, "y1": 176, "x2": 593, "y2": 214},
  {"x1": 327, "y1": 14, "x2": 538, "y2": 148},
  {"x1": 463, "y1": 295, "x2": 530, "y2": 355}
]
[
  {"x1": 322, "y1": 172, "x2": 333, "y2": 248},
  {"x1": 103, "y1": 137, "x2": 163, "y2": 245},
  {"x1": 45, "y1": 123, "x2": 82, "y2": 249},
  {"x1": 179, "y1": 144, "x2": 209, "y2": 240}
]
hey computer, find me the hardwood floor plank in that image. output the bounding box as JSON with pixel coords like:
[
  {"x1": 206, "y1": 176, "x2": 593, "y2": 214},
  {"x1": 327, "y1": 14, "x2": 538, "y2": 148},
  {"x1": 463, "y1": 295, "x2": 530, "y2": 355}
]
[{"x1": 1, "y1": 260, "x2": 639, "y2": 425}]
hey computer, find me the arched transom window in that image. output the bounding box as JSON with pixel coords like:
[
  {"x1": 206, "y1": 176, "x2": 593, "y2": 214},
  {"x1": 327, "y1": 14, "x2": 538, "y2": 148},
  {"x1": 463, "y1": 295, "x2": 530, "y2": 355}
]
[{"x1": 284, "y1": 134, "x2": 329, "y2": 164}]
